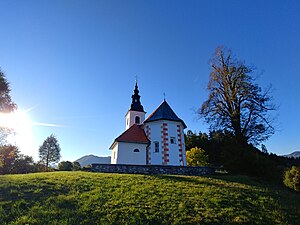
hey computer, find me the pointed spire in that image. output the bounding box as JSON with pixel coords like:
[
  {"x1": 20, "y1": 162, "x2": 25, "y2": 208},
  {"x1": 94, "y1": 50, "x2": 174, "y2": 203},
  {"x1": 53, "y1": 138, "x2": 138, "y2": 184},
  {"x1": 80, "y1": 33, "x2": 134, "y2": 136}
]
[{"x1": 130, "y1": 81, "x2": 145, "y2": 112}]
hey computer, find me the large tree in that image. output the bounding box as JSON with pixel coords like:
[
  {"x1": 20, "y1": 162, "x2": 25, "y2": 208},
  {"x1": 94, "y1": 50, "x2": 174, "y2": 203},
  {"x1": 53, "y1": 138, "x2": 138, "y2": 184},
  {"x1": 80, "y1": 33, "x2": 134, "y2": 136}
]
[
  {"x1": 199, "y1": 47, "x2": 276, "y2": 146},
  {"x1": 39, "y1": 134, "x2": 61, "y2": 170},
  {"x1": 0, "y1": 68, "x2": 17, "y2": 145}
]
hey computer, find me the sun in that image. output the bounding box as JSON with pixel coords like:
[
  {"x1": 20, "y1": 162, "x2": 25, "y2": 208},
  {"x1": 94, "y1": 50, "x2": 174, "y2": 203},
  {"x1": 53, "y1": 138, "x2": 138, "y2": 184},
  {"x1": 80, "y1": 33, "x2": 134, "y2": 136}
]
[
  {"x1": 0, "y1": 110, "x2": 32, "y2": 133},
  {"x1": 0, "y1": 109, "x2": 35, "y2": 154}
]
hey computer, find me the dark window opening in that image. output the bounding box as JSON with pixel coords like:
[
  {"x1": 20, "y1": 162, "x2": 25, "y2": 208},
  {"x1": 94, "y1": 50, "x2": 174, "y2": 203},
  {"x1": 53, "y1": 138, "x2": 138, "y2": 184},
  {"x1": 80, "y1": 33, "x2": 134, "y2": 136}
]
[
  {"x1": 133, "y1": 148, "x2": 140, "y2": 152},
  {"x1": 135, "y1": 116, "x2": 140, "y2": 124},
  {"x1": 154, "y1": 142, "x2": 159, "y2": 152},
  {"x1": 170, "y1": 137, "x2": 176, "y2": 144}
]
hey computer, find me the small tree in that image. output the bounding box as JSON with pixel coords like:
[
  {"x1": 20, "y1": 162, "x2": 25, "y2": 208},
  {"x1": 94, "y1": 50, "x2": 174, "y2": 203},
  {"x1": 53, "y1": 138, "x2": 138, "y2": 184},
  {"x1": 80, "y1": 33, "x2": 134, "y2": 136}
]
[
  {"x1": 58, "y1": 161, "x2": 73, "y2": 171},
  {"x1": 38, "y1": 134, "x2": 61, "y2": 171},
  {"x1": 186, "y1": 147, "x2": 209, "y2": 166}
]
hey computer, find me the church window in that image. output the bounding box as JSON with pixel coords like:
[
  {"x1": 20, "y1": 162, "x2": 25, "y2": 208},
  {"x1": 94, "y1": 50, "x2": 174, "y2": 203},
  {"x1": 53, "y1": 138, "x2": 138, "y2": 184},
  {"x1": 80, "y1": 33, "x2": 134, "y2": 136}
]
[
  {"x1": 154, "y1": 141, "x2": 159, "y2": 152},
  {"x1": 170, "y1": 137, "x2": 176, "y2": 144},
  {"x1": 133, "y1": 148, "x2": 140, "y2": 152},
  {"x1": 135, "y1": 116, "x2": 140, "y2": 124}
]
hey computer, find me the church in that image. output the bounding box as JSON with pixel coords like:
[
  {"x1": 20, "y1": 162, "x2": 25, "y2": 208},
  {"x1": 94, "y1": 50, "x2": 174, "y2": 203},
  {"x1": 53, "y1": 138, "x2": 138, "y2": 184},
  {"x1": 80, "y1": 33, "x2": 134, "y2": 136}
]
[{"x1": 110, "y1": 82, "x2": 187, "y2": 166}]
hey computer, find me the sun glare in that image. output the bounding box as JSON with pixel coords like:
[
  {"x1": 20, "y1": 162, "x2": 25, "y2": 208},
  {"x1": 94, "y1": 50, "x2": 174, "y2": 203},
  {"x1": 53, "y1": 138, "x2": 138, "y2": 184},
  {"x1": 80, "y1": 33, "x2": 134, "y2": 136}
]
[
  {"x1": 0, "y1": 110, "x2": 35, "y2": 155},
  {"x1": 0, "y1": 110, "x2": 31, "y2": 132}
]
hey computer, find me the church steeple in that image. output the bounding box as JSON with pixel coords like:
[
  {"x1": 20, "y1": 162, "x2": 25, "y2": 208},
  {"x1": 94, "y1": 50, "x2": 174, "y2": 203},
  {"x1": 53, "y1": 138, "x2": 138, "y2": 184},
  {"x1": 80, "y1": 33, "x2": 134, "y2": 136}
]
[
  {"x1": 130, "y1": 81, "x2": 145, "y2": 112},
  {"x1": 125, "y1": 81, "x2": 146, "y2": 130}
]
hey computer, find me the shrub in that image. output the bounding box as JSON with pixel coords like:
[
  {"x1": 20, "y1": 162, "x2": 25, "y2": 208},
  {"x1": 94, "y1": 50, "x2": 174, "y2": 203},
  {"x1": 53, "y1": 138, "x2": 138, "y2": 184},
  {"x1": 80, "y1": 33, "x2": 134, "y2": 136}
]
[
  {"x1": 58, "y1": 161, "x2": 73, "y2": 171},
  {"x1": 283, "y1": 166, "x2": 300, "y2": 192},
  {"x1": 186, "y1": 147, "x2": 209, "y2": 166}
]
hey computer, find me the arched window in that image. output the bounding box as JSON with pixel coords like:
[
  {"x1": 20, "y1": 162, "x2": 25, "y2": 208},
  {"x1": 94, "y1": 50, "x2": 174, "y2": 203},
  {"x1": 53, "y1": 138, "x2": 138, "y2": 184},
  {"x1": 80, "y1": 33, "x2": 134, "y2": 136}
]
[
  {"x1": 133, "y1": 148, "x2": 140, "y2": 152},
  {"x1": 154, "y1": 142, "x2": 159, "y2": 152},
  {"x1": 135, "y1": 116, "x2": 140, "y2": 124}
]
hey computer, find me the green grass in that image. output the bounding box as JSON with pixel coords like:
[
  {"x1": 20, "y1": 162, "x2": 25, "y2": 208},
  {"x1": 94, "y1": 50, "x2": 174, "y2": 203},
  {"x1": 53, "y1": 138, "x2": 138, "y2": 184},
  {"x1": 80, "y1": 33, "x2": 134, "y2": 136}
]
[{"x1": 0, "y1": 172, "x2": 299, "y2": 224}]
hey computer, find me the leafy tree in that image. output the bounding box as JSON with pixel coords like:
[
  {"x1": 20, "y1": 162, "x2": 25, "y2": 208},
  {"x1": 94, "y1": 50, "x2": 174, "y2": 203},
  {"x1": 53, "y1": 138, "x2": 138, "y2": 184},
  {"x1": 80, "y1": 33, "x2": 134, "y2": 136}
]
[
  {"x1": 0, "y1": 68, "x2": 17, "y2": 144},
  {"x1": 186, "y1": 147, "x2": 209, "y2": 166},
  {"x1": 38, "y1": 134, "x2": 61, "y2": 171},
  {"x1": 0, "y1": 68, "x2": 16, "y2": 113},
  {"x1": 199, "y1": 47, "x2": 276, "y2": 146},
  {"x1": 34, "y1": 160, "x2": 48, "y2": 172},
  {"x1": 0, "y1": 145, "x2": 18, "y2": 174},
  {"x1": 72, "y1": 161, "x2": 81, "y2": 171},
  {"x1": 283, "y1": 166, "x2": 300, "y2": 192},
  {"x1": 12, "y1": 154, "x2": 35, "y2": 174},
  {"x1": 58, "y1": 161, "x2": 73, "y2": 171}
]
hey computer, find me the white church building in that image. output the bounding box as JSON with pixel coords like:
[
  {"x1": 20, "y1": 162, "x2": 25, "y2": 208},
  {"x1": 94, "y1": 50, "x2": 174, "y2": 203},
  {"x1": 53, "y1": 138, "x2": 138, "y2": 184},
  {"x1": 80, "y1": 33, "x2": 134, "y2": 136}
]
[{"x1": 110, "y1": 82, "x2": 187, "y2": 166}]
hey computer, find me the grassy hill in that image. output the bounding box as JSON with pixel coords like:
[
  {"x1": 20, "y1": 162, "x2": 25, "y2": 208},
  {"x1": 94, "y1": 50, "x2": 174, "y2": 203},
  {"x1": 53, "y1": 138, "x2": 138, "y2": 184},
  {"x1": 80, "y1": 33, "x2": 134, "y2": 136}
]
[{"x1": 0, "y1": 172, "x2": 299, "y2": 225}]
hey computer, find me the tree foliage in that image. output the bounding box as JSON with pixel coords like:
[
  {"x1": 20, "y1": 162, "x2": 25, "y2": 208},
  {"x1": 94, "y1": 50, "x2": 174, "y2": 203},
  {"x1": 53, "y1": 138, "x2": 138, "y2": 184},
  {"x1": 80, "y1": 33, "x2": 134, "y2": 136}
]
[
  {"x1": 0, "y1": 145, "x2": 36, "y2": 174},
  {"x1": 199, "y1": 47, "x2": 276, "y2": 145},
  {"x1": 12, "y1": 154, "x2": 35, "y2": 174},
  {"x1": 0, "y1": 68, "x2": 16, "y2": 113},
  {"x1": 0, "y1": 145, "x2": 18, "y2": 174},
  {"x1": 0, "y1": 68, "x2": 17, "y2": 145},
  {"x1": 72, "y1": 161, "x2": 81, "y2": 171},
  {"x1": 38, "y1": 134, "x2": 61, "y2": 170},
  {"x1": 283, "y1": 166, "x2": 300, "y2": 192},
  {"x1": 58, "y1": 161, "x2": 73, "y2": 171},
  {"x1": 186, "y1": 147, "x2": 209, "y2": 166},
  {"x1": 185, "y1": 130, "x2": 300, "y2": 180}
]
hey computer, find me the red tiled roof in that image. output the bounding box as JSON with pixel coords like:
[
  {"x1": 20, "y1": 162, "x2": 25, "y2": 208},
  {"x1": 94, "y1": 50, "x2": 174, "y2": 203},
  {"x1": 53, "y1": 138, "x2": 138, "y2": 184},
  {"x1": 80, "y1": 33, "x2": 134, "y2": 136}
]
[{"x1": 110, "y1": 124, "x2": 149, "y2": 149}]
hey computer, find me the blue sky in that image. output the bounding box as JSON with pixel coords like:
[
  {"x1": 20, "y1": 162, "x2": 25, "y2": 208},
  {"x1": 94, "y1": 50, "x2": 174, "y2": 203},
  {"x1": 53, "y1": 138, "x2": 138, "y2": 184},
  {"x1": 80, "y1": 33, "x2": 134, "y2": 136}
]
[{"x1": 0, "y1": 0, "x2": 299, "y2": 161}]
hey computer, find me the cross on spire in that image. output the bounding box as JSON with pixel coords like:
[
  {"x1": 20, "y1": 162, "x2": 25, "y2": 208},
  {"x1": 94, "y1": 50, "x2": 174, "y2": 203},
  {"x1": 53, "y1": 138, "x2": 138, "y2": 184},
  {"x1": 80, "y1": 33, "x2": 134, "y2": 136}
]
[{"x1": 163, "y1": 92, "x2": 166, "y2": 101}]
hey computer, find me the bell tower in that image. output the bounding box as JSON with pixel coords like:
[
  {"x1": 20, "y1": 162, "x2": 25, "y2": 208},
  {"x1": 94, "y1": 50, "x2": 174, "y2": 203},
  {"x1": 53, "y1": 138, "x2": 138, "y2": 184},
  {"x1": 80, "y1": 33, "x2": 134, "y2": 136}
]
[{"x1": 125, "y1": 82, "x2": 146, "y2": 130}]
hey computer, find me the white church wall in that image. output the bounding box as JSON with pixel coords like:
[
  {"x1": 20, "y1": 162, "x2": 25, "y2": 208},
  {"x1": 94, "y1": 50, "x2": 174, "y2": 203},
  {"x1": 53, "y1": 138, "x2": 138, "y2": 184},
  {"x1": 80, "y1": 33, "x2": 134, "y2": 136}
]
[
  {"x1": 147, "y1": 121, "x2": 162, "y2": 165},
  {"x1": 167, "y1": 121, "x2": 180, "y2": 165},
  {"x1": 146, "y1": 120, "x2": 186, "y2": 166},
  {"x1": 125, "y1": 110, "x2": 145, "y2": 130},
  {"x1": 111, "y1": 143, "x2": 119, "y2": 164},
  {"x1": 116, "y1": 142, "x2": 147, "y2": 165}
]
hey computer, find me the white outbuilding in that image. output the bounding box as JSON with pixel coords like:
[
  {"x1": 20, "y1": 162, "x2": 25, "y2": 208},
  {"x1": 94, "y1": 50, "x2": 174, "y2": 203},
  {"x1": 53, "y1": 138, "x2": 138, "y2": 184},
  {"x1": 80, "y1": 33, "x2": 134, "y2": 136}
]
[{"x1": 110, "y1": 82, "x2": 186, "y2": 166}]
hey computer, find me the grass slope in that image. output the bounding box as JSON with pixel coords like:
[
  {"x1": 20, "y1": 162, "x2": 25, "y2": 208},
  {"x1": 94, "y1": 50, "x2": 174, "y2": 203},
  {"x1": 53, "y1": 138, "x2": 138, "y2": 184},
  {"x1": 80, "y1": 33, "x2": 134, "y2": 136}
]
[{"x1": 0, "y1": 172, "x2": 299, "y2": 225}]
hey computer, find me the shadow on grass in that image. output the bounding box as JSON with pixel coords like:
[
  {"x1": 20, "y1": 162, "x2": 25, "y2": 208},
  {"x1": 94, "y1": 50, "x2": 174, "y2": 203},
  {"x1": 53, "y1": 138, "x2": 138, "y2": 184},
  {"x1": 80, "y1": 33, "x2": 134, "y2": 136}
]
[
  {"x1": 210, "y1": 174, "x2": 283, "y2": 189},
  {"x1": 147, "y1": 174, "x2": 237, "y2": 188},
  {"x1": 0, "y1": 177, "x2": 71, "y2": 203},
  {"x1": 147, "y1": 173, "x2": 279, "y2": 192}
]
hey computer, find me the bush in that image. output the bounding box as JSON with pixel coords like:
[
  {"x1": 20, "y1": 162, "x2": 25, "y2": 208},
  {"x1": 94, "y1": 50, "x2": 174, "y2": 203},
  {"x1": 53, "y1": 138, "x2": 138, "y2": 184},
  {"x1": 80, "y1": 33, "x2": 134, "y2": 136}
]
[
  {"x1": 186, "y1": 147, "x2": 209, "y2": 166},
  {"x1": 283, "y1": 166, "x2": 300, "y2": 192},
  {"x1": 58, "y1": 161, "x2": 73, "y2": 171},
  {"x1": 72, "y1": 161, "x2": 81, "y2": 171}
]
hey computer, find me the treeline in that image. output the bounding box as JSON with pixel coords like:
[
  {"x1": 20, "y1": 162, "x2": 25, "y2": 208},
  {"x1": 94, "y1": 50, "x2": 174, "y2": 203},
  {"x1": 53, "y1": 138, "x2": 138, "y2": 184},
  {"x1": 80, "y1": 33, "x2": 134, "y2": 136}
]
[
  {"x1": 0, "y1": 145, "x2": 45, "y2": 174},
  {"x1": 185, "y1": 130, "x2": 300, "y2": 181},
  {"x1": 0, "y1": 144, "x2": 83, "y2": 175}
]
